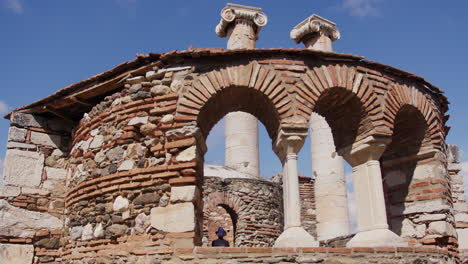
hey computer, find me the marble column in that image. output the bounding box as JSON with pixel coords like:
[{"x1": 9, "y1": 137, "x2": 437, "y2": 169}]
[
  {"x1": 216, "y1": 4, "x2": 267, "y2": 178},
  {"x1": 339, "y1": 136, "x2": 407, "y2": 247},
  {"x1": 274, "y1": 126, "x2": 319, "y2": 247},
  {"x1": 310, "y1": 113, "x2": 350, "y2": 240},
  {"x1": 291, "y1": 15, "x2": 349, "y2": 240}
]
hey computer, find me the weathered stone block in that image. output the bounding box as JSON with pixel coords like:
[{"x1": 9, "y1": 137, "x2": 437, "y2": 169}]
[
  {"x1": 30, "y1": 131, "x2": 61, "y2": 148},
  {"x1": 176, "y1": 146, "x2": 197, "y2": 162},
  {"x1": 134, "y1": 193, "x2": 160, "y2": 205},
  {"x1": 6, "y1": 142, "x2": 36, "y2": 150},
  {"x1": 0, "y1": 185, "x2": 20, "y2": 197},
  {"x1": 0, "y1": 243, "x2": 34, "y2": 264},
  {"x1": 8, "y1": 127, "x2": 26, "y2": 143},
  {"x1": 428, "y1": 221, "x2": 456, "y2": 236},
  {"x1": 457, "y1": 228, "x2": 468, "y2": 249},
  {"x1": 117, "y1": 160, "x2": 134, "y2": 171},
  {"x1": 81, "y1": 223, "x2": 93, "y2": 241},
  {"x1": 3, "y1": 149, "x2": 44, "y2": 187},
  {"x1": 0, "y1": 199, "x2": 62, "y2": 238},
  {"x1": 151, "y1": 202, "x2": 195, "y2": 232},
  {"x1": 113, "y1": 196, "x2": 129, "y2": 212},
  {"x1": 128, "y1": 116, "x2": 148, "y2": 126},
  {"x1": 170, "y1": 186, "x2": 199, "y2": 203},
  {"x1": 10, "y1": 112, "x2": 43, "y2": 128},
  {"x1": 89, "y1": 135, "x2": 104, "y2": 149},
  {"x1": 45, "y1": 167, "x2": 67, "y2": 180}
]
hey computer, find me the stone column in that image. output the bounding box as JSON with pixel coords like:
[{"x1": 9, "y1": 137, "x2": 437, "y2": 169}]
[
  {"x1": 216, "y1": 4, "x2": 267, "y2": 178},
  {"x1": 291, "y1": 16, "x2": 349, "y2": 240},
  {"x1": 310, "y1": 113, "x2": 350, "y2": 240},
  {"x1": 339, "y1": 136, "x2": 407, "y2": 247},
  {"x1": 274, "y1": 125, "x2": 319, "y2": 247}
]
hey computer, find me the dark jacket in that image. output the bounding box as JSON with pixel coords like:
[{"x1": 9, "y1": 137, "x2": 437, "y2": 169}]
[{"x1": 211, "y1": 238, "x2": 230, "y2": 247}]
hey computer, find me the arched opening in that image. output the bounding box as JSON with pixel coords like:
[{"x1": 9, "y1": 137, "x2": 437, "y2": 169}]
[
  {"x1": 311, "y1": 87, "x2": 373, "y2": 240},
  {"x1": 198, "y1": 86, "x2": 284, "y2": 247},
  {"x1": 380, "y1": 105, "x2": 429, "y2": 238},
  {"x1": 313, "y1": 87, "x2": 371, "y2": 151},
  {"x1": 204, "y1": 204, "x2": 237, "y2": 246}
]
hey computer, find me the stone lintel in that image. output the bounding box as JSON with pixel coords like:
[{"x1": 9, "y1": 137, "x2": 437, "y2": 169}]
[
  {"x1": 215, "y1": 3, "x2": 268, "y2": 39},
  {"x1": 290, "y1": 14, "x2": 340, "y2": 44}
]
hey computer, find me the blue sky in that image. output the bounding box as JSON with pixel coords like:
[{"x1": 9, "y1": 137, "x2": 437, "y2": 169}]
[{"x1": 1, "y1": 0, "x2": 468, "y2": 192}]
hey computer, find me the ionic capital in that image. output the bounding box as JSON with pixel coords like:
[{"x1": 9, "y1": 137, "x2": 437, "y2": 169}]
[
  {"x1": 290, "y1": 14, "x2": 340, "y2": 44},
  {"x1": 215, "y1": 3, "x2": 268, "y2": 39}
]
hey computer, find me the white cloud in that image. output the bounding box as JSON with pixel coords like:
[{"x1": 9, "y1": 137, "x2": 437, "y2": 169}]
[
  {"x1": 342, "y1": 0, "x2": 380, "y2": 17},
  {"x1": 0, "y1": 100, "x2": 8, "y2": 115},
  {"x1": 4, "y1": 0, "x2": 23, "y2": 14},
  {"x1": 460, "y1": 162, "x2": 468, "y2": 202}
]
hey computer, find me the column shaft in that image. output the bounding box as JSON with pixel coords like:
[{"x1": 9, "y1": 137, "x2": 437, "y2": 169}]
[
  {"x1": 285, "y1": 153, "x2": 301, "y2": 227},
  {"x1": 225, "y1": 112, "x2": 259, "y2": 177},
  {"x1": 353, "y1": 160, "x2": 388, "y2": 232},
  {"x1": 310, "y1": 114, "x2": 349, "y2": 240}
]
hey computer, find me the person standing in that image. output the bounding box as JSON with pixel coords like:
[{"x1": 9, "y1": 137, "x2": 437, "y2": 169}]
[{"x1": 211, "y1": 227, "x2": 230, "y2": 247}]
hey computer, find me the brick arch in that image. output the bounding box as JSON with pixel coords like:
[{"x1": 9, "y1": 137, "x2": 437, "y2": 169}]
[
  {"x1": 296, "y1": 65, "x2": 383, "y2": 149},
  {"x1": 176, "y1": 62, "x2": 293, "y2": 141},
  {"x1": 383, "y1": 83, "x2": 444, "y2": 151},
  {"x1": 204, "y1": 192, "x2": 248, "y2": 220},
  {"x1": 203, "y1": 192, "x2": 250, "y2": 246}
]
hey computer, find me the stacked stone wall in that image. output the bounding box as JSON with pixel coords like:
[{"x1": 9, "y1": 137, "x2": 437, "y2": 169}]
[
  {"x1": 0, "y1": 112, "x2": 71, "y2": 263},
  {"x1": 299, "y1": 175, "x2": 317, "y2": 237},
  {"x1": 202, "y1": 176, "x2": 283, "y2": 247},
  {"x1": 59, "y1": 247, "x2": 458, "y2": 263},
  {"x1": 0, "y1": 51, "x2": 456, "y2": 262},
  {"x1": 383, "y1": 157, "x2": 457, "y2": 251},
  {"x1": 62, "y1": 65, "x2": 206, "y2": 261},
  {"x1": 447, "y1": 145, "x2": 468, "y2": 262}
]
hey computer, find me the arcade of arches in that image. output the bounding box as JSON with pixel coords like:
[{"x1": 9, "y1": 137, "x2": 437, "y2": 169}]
[{"x1": 0, "y1": 3, "x2": 466, "y2": 264}]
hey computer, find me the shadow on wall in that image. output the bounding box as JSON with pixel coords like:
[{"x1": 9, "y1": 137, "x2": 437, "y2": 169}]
[{"x1": 380, "y1": 105, "x2": 428, "y2": 237}]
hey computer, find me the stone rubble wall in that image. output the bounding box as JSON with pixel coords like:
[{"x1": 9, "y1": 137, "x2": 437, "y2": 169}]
[
  {"x1": 62, "y1": 65, "x2": 206, "y2": 261},
  {"x1": 299, "y1": 176, "x2": 317, "y2": 238},
  {"x1": 202, "y1": 176, "x2": 283, "y2": 247},
  {"x1": 60, "y1": 247, "x2": 458, "y2": 264},
  {"x1": 447, "y1": 145, "x2": 468, "y2": 262},
  {"x1": 383, "y1": 156, "x2": 458, "y2": 252},
  {"x1": 0, "y1": 53, "x2": 456, "y2": 262},
  {"x1": 1, "y1": 112, "x2": 72, "y2": 263}
]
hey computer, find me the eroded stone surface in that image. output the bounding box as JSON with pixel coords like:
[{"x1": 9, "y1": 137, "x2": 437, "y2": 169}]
[
  {"x1": 151, "y1": 202, "x2": 195, "y2": 232},
  {"x1": 0, "y1": 200, "x2": 62, "y2": 238},
  {"x1": 3, "y1": 149, "x2": 44, "y2": 187},
  {"x1": 0, "y1": 243, "x2": 34, "y2": 264},
  {"x1": 170, "y1": 186, "x2": 199, "y2": 203}
]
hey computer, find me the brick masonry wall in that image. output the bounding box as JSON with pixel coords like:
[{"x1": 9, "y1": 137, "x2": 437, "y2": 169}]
[
  {"x1": 203, "y1": 176, "x2": 283, "y2": 247},
  {"x1": 60, "y1": 247, "x2": 458, "y2": 264},
  {"x1": 0, "y1": 112, "x2": 72, "y2": 263},
  {"x1": 299, "y1": 175, "x2": 317, "y2": 237},
  {"x1": 0, "y1": 52, "x2": 456, "y2": 262}
]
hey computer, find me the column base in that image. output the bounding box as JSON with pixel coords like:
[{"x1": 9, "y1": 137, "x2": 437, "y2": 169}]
[
  {"x1": 273, "y1": 227, "x2": 319, "y2": 247},
  {"x1": 346, "y1": 229, "x2": 408, "y2": 248}
]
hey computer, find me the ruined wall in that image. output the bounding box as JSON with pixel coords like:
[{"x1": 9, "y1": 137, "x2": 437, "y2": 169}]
[
  {"x1": 0, "y1": 50, "x2": 455, "y2": 262},
  {"x1": 447, "y1": 145, "x2": 468, "y2": 262},
  {"x1": 202, "y1": 176, "x2": 283, "y2": 247},
  {"x1": 0, "y1": 112, "x2": 71, "y2": 263},
  {"x1": 62, "y1": 65, "x2": 206, "y2": 262},
  {"x1": 299, "y1": 175, "x2": 317, "y2": 238},
  {"x1": 56, "y1": 247, "x2": 458, "y2": 264},
  {"x1": 383, "y1": 156, "x2": 457, "y2": 252}
]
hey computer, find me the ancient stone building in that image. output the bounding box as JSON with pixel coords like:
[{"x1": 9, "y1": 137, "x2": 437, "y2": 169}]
[{"x1": 1, "y1": 3, "x2": 467, "y2": 264}]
